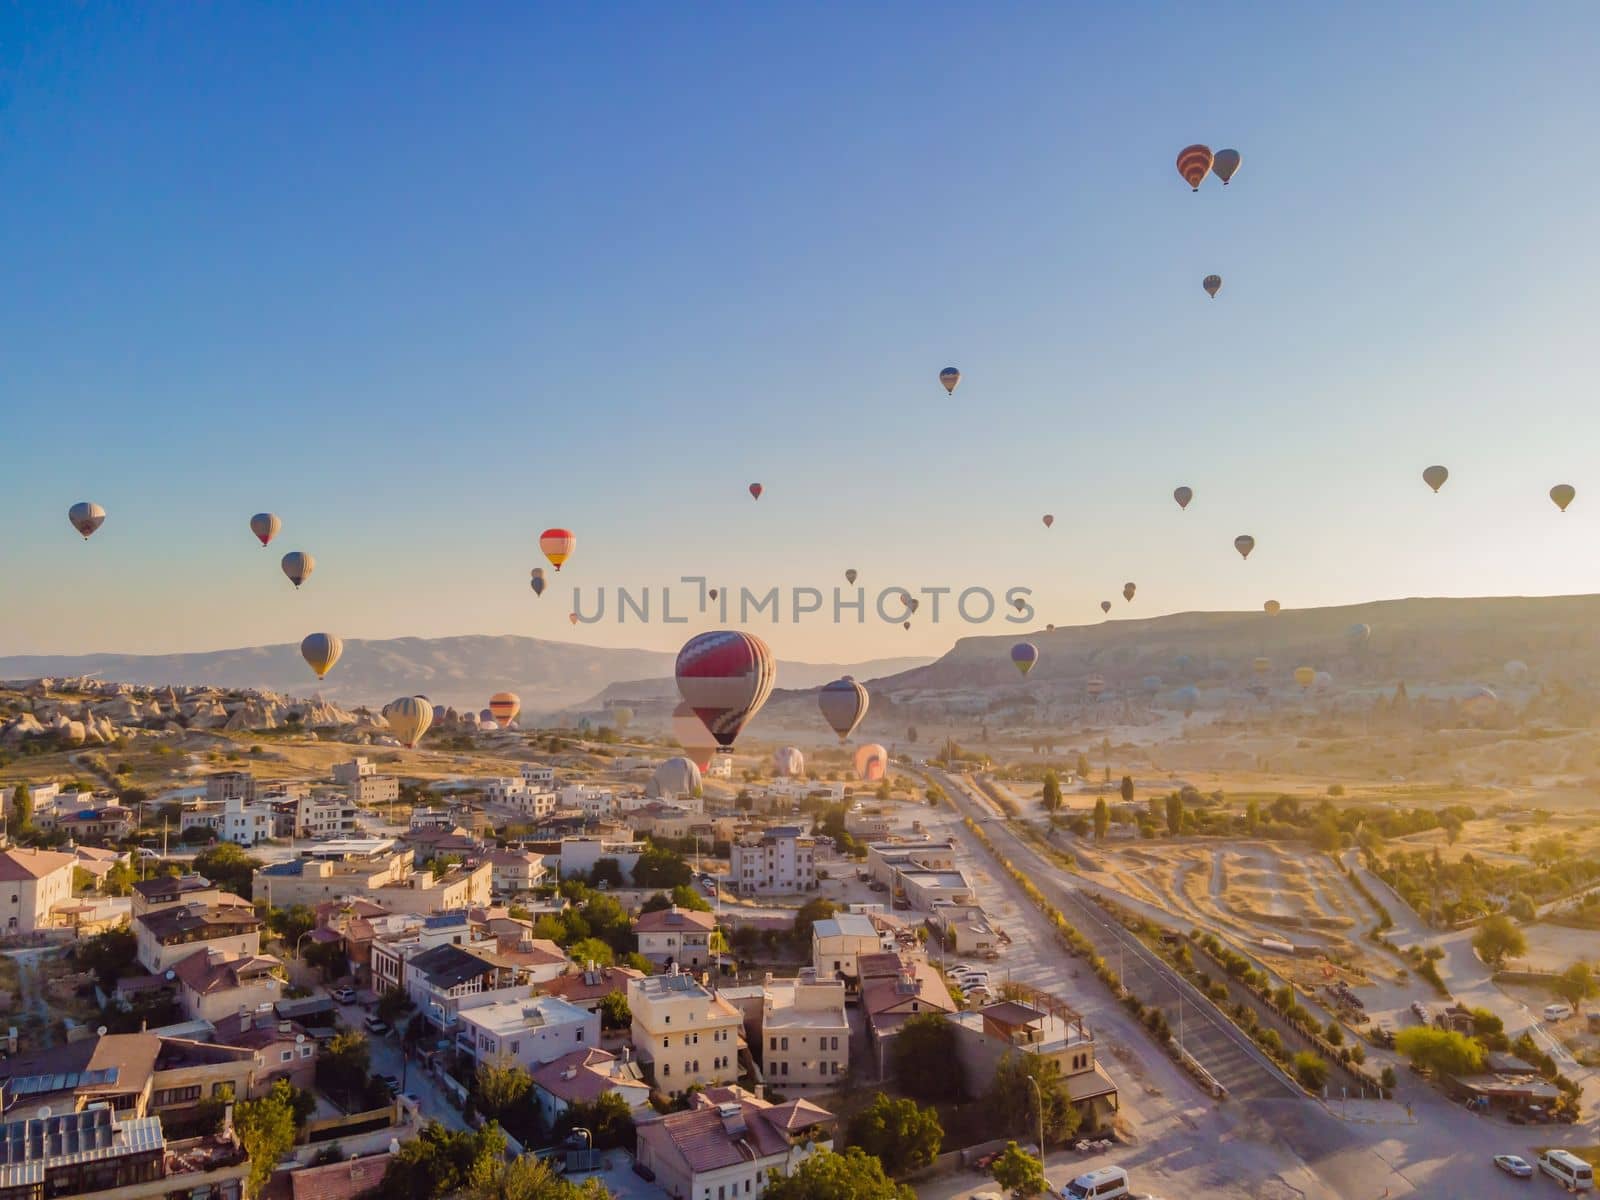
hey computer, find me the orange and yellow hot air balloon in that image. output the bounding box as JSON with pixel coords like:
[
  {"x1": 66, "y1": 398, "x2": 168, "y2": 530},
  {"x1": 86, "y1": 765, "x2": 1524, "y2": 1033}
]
[
  {"x1": 540, "y1": 529, "x2": 575, "y2": 571},
  {"x1": 488, "y1": 692, "x2": 521, "y2": 728}
]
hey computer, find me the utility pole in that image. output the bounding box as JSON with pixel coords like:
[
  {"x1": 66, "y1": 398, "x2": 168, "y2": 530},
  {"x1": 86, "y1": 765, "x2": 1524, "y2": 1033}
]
[{"x1": 1028, "y1": 1074, "x2": 1045, "y2": 1159}]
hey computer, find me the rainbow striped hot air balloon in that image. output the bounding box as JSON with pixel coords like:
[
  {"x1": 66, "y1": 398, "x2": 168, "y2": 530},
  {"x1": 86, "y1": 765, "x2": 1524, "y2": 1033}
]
[
  {"x1": 1176, "y1": 144, "x2": 1214, "y2": 190},
  {"x1": 1011, "y1": 642, "x2": 1039, "y2": 677},
  {"x1": 540, "y1": 528, "x2": 575, "y2": 570},
  {"x1": 675, "y1": 631, "x2": 776, "y2": 748},
  {"x1": 939, "y1": 367, "x2": 961, "y2": 394}
]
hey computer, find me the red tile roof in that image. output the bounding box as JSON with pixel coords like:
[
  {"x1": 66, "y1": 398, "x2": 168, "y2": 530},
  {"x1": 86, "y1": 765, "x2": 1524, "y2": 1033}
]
[{"x1": 633, "y1": 906, "x2": 716, "y2": 934}]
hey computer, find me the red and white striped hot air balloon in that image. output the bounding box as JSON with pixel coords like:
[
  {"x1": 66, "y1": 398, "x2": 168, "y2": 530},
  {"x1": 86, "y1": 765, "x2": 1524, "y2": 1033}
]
[
  {"x1": 675, "y1": 631, "x2": 775, "y2": 748},
  {"x1": 1176, "y1": 144, "x2": 1213, "y2": 191},
  {"x1": 539, "y1": 528, "x2": 575, "y2": 570}
]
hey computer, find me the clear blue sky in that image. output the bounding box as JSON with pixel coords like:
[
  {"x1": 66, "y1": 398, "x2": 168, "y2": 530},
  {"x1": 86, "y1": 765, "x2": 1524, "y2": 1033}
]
[{"x1": 3, "y1": 3, "x2": 1597, "y2": 662}]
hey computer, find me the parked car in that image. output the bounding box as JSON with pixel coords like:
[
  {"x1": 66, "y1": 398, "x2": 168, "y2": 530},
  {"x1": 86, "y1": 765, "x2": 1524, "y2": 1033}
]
[
  {"x1": 376, "y1": 1074, "x2": 402, "y2": 1094},
  {"x1": 364, "y1": 1016, "x2": 392, "y2": 1036},
  {"x1": 332, "y1": 986, "x2": 356, "y2": 1003},
  {"x1": 1493, "y1": 1154, "x2": 1533, "y2": 1178}
]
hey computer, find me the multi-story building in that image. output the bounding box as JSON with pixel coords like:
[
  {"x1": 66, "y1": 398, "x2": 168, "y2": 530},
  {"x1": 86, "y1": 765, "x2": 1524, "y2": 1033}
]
[
  {"x1": 897, "y1": 867, "x2": 975, "y2": 911},
  {"x1": 210, "y1": 1010, "x2": 318, "y2": 1094},
  {"x1": 483, "y1": 777, "x2": 557, "y2": 819},
  {"x1": 759, "y1": 970, "x2": 849, "y2": 1090},
  {"x1": 628, "y1": 967, "x2": 743, "y2": 1093},
  {"x1": 54, "y1": 798, "x2": 138, "y2": 843},
  {"x1": 729, "y1": 826, "x2": 815, "y2": 895},
  {"x1": 634, "y1": 905, "x2": 717, "y2": 970},
  {"x1": 560, "y1": 785, "x2": 616, "y2": 820},
  {"x1": 537, "y1": 964, "x2": 645, "y2": 1015},
  {"x1": 131, "y1": 874, "x2": 226, "y2": 921},
  {"x1": 704, "y1": 754, "x2": 733, "y2": 780},
  {"x1": 134, "y1": 902, "x2": 263, "y2": 974},
  {"x1": 331, "y1": 757, "x2": 378, "y2": 786},
  {"x1": 404, "y1": 943, "x2": 534, "y2": 1030},
  {"x1": 485, "y1": 847, "x2": 548, "y2": 896},
  {"x1": 205, "y1": 771, "x2": 256, "y2": 806},
  {"x1": 634, "y1": 1085, "x2": 833, "y2": 1200},
  {"x1": 556, "y1": 836, "x2": 643, "y2": 882},
  {"x1": 218, "y1": 792, "x2": 277, "y2": 847},
  {"x1": 368, "y1": 910, "x2": 496, "y2": 996},
  {"x1": 860, "y1": 953, "x2": 956, "y2": 1077},
  {"x1": 252, "y1": 841, "x2": 487, "y2": 914},
  {"x1": 295, "y1": 787, "x2": 361, "y2": 839},
  {"x1": 950, "y1": 998, "x2": 1120, "y2": 1129},
  {"x1": 625, "y1": 802, "x2": 695, "y2": 842},
  {"x1": 455, "y1": 994, "x2": 599, "y2": 1070},
  {"x1": 520, "y1": 763, "x2": 555, "y2": 788},
  {"x1": 843, "y1": 805, "x2": 892, "y2": 840},
  {"x1": 865, "y1": 837, "x2": 958, "y2": 889},
  {"x1": 0, "y1": 846, "x2": 76, "y2": 934},
  {"x1": 348, "y1": 773, "x2": 399, "y2": 810},
  {"x1": 173, "y1": 950, "x2": 285, "y2": 1023},
  {"x1": 811, "y1": 913, "x2": 887, "y2": 991}
]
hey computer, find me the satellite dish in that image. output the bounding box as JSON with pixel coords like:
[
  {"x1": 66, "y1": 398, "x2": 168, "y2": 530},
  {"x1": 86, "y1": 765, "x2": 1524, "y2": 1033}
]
[
  {"x1": 164, "y1": 969, "x2": 176, "y2": 981},
  {"x1": 296, "y1": 1033, "x2": 306, "y2": 1044},
  {"x1": 36, "y1": 1107, "x2": 50, "y2": 1121},
  {"x1": 97, "y1": 1025, "x2": 107, "y2": 1037}
]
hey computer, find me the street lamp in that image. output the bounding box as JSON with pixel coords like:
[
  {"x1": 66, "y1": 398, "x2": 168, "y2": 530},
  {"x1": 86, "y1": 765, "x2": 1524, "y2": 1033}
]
[{"x1": 1028, "y1": 1074, "x2": 1045, "y2": 1160}]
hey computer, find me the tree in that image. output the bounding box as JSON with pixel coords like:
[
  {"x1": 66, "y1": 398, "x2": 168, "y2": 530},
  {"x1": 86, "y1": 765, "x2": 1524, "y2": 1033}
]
[
  {"x1": 1075, "y1": 752, "x2": 1091, "y2": 780},
  {"x1": 1119, "y1": 775, "x2": 1134, "y2": 805},
  {"x1": 890, "y1": 1014, "x2": 963, "y2": 1102},
  {"x1": 381, "y1": 1121, "x2": 508, "y2": 1200},
  {"x1": 1311, "y1": 814, "x2": 1342, "y2": 853},
  {"x1": 9, "y1": 782, "x2": 32, "y2": 834},
  {"x1": 792, "y1": 897, "x2": 839, "y2": 947},
  {"x1": 193, "y1": 841, "x2": 260, "y2": 897},
  {"x1": 315, "y1": 1030, "x2": 371, "y2": 1106},
  {"x1": 564, "y1": 1090, "x2": 636, "y2": 1151},
  {"x1": 598, "y1": 990, "x2": 631, "y2": 1031},
  {"x1": 305, "y1": 938, "x2": 348, "y2": 982},
  {"x1": 986, "y1": 1052, "x2": 1080, "y2": 1147},
  {"x1": 235, "y1": 1079, "x2": 299, "y2": 1199},
  {"x1": 1092, "y1": 797, "x2": 1109, "y2": 841},
  {"x1": 1165, "y1": 791, "x2": 1183, "y2": 837},
  {"x1": 462, "y1": 1154, "x2": 609, "y2": 1200},
  {"x1": 1292, "y1": 1051, "x2": 1329, "y2": 1092},
  {"x1": 588, "y1": 857, "x2": 625, "y2": 888},
  {"x1": 633, "y1": 844, "x2": 692, "y2": 888},
  {"x1": 846, "y1": 1093, "x2": 942, "y2": 1177},
  {"x1": 1040, "y1": 772, "x2": 1062, "y2": 814},
  {"x1": 567, "y1": 937, "x2": 615, "y2": 968},
  {"x1": 1380, "y1": 1065, "x2": 1397, "y2": 1092},
  {"x1": 377, "y1": 985, "x2": 413, "y2": 1024},
  {"x1": 76, "y1": 927, "x2": 138, "y2": 987},
  {"x1": 1244, "y1": 798, "x2": 1261, "y2": 834},
  {"x1": 1553, "y1": 962, "x2": 1598, "y2": 1007},
  {"x1": 267, "y1": 904, "x2": 316, "y2": 953},
  {"x1": 990, "y1": 1142, "x2": 1046, "y2": 1198},
  {"x1": 1393, "y1": 1027, "x2": 1486, "y2": 1075},
  {"x1": 762, "y1": 1149, "x2": 913, "y2": 1200},
  {"x1": 476, "y1": 1058, "x2": 532, "y2": 1117},
  {"x1": 1472, "y1": 913, "x2": 1526, "y2": 967}
]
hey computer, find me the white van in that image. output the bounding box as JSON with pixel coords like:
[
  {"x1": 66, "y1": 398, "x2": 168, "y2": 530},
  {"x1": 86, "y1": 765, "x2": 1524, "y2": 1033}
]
[
  {"x1": 1544, "y1": 1002, "x2": 1574, "y2": 1022},
  {"x1": 1061, "y1": 1166, "x2": 1130, "y2": 1199},
  {"x1": 1539, "y1": 1149, "x2": 1594, "y2": 1190}
]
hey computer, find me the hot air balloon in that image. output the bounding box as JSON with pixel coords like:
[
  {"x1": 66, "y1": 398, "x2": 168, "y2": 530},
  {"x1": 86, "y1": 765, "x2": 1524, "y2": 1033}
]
[
  {"x1": 1086, "y1": 675, "x2": 1106, "y2": 698},
  {"x1": 1313, "y1": 671, "x2": 1333, "y2": 692},
  {"x1": 1013, "y1": 598, "x2": 1026, "y2": 613},
  {"x1": 1213, "y1": 148, "x2": 1241, "y2": 184},
  {"x1": 480, "y1": 719, "x2": 500, "y2": 732},
  {"x1": 748, "y1": 483, "x2": 763, "y2": 500},
  {"x1": 675, "y1": 631, "x2": 776, "y2": 748},
  {"x1": 1173, "y1": 486, "x2": 1193, "y2": 510},
  {"x1": 1046, "y1": 624, "x2": 1056, "y2": 632},
  {"x1": 649, "y1": 756, "x2": 702, "y2": 799},
  {"x1": 1264, "y1": 600, "x2": 1281, "y2": 616},
  {"x1": 1176, "y1": 144, "x2": 1213, "y2": 191},
  {"x1": 1253, "y1": 656, "x2": 1272, "y2": 676},
  {"x1": 432, "y1": 704, "x2": 447, "y2": 722},
  {"x1": 854, "y1": 743, "x2": 888, "y2": 782},
  {"x1": 250, "y1": 513, "x2": 282, "y2": 547},
  {"x1": 1175, "y1": 654, "x2": 1193, "y2": 675},
  {"x1": 530, "y1": 569, "x2": 547, "y2": 597},
  {"x1": 1294, "y1": 666, "x2": 1315, "y2": 690},
  {"x1": 68, "y1": 502, "x2": 106, "y2": 540},
  {"x1": 1203, "y1": 274, "x2": 1222, "y2": 298},
  {"x1": 1422, "y1": 465, "x2": 1449, "y2": 493},
  {"x1": 903, "y1": 622, "x2": 911, "y2": 631},
  {"x1": 1175, "y1": 684, "x2": 1200, "y2": 714},
  {"x1": 1101, "y1": 600, "x2": 1112, "y2": 614},
  {"x1": 1347, "y1": 623, "x2": 1372, "y2": 647},
  {"x1": 907, "y1": 597, "x2": 920, "y2": 614},
  {"x1": 1042, "y1": 514, "x2": 1054, "y2": 528},
  {"x1": 1505, "y1": 660, "x2": 1529, "y2": 680},
  {"x1": 568, "y1": 612, "x2": 579, "y2": 625},
  {"x1": 489, "y1": 692, "x2": 521, "y2": 728},
  {"x1": 281, "y1": 551, "x2": 315, "y2": 589},
  {"x1": 939, "y1": 367, "x2": 961, "y2": 394},
  {"x1": 1551, "y1": 484, "x2": 1576, "y2": 512},
  {"x1": 672, "y1": 701, "x2": 719, "y2": 771},
  {"x1": 709, "y1": 589, "x2": 719, "y2": 602},
  {"x1": 1011, "y1": 642, "x2": 1039, "y2": 676},
  {"x1": 301, "y1": 633, "x2": 342, "y2": 679},
  {"x1": 540, "y1": 529, "x2": 575, "y2": 570},
  {"x1": 386, "y1": 696, "x2": 433, "y2": 748},
  {"x1": 1123, "y1": 583, "x2": 1136, "y2": 602},
  {"x1": 1142, "y1": 675, "x2": 1163, "y2": 694},
  {"x1": 845, "y1": 569, "x2": 857, "y2": 585},
  {"x1": 1462, "y1": 685, "x2": 1498, "y2": 719},
  {"x1": 773, "y1": 746, "x2": 805, "y2": 778},
  {"x1": 1234, "y1": 535, "x2": 1255, "y2": 560},
  {"x1": 818, "y1": 676, "x2": 870, "y2": 742}
]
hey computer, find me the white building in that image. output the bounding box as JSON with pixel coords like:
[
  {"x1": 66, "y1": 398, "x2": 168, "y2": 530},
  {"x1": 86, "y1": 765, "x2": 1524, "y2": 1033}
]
[
  {"x1": 730, "y1": 826, "x2": 816, "y2": 895},
  {"x1": 483, "y1": 778, "x2": 556, "y2": 819},
  {"x1": 560, "y1": 785, "x2": 616, "y2": 820},
  {"x1": 759, "y1": 970, "x2": 849, "y2": 1090},
  {"x1": 704, "y1": 754, "x2": 733, "y2": 780},
  {"x1": 331, "y1": 758, "x2": 377, "y2": 786},
  {"x1": 456, "y1": 995, "x2": 599, "y2": 1070},
  {"x1": 486, "y1": 848, "x2": 548, "y2": 896},
  {"x1": 811, "y1": 913, "x2": 886, "y2": 987},
  {"x1": 530, "y1": 1047, "x2": 650, "y2": 1130},
  {"x1": 634, "y1": 905, "x2": 717, "y2": 970},
  {"x1": 629, "y1": 967, "x2": 743, "y2": 1093},
  {"x1": 634, "y1": 1086, "x2": 833, "y2": 1200},
  {"x1": 519, "y1": 764, "x2": 555, "y2": 788},
  {"x1": 0, "y1": 847, "x2": 76, "y2": 934},
  {"x1": 556, "y1": 837, "x2": 643, "y2": 883}
]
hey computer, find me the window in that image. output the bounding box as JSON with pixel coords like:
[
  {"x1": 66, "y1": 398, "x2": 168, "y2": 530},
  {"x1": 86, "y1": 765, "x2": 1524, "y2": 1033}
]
[
  {"x1": 780, "y1": 1037, "x2": 788, "y2": 1051},
  {"x1": 510, "y1": 1041, "x2": 520, "y2": 1055},
  {"x1": 300, "y1": 1045, "x2": 313, "y2": 1058},
  {"x1": 281, "y1": 1049, "x2": 294, "y2": 1062},
  {"x1": 830, "y1": 1036, "x2": 839, "y2": 1051},
  {"x1": 663, "y1": 1064, "x2": 670, "y2": 1077},
  {"x1": 576, "y1": 1028, "x2": 584, "y2": 1042},
  {"x1": 663, "y1": 1038, "x2": 670, "y2": 1049},
  {"x1": 769, "y1": 1037, "x2": 776, "y2": 1051}
]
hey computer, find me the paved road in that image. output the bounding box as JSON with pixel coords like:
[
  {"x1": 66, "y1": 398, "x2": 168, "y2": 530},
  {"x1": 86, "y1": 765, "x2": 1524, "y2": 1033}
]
[
  {"x1": 333, "y1": 998, "x2": 469, "y2": 1132},
  {"x1": 932, "y1": 770, "x2": 1302, "y2": 1108}
]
